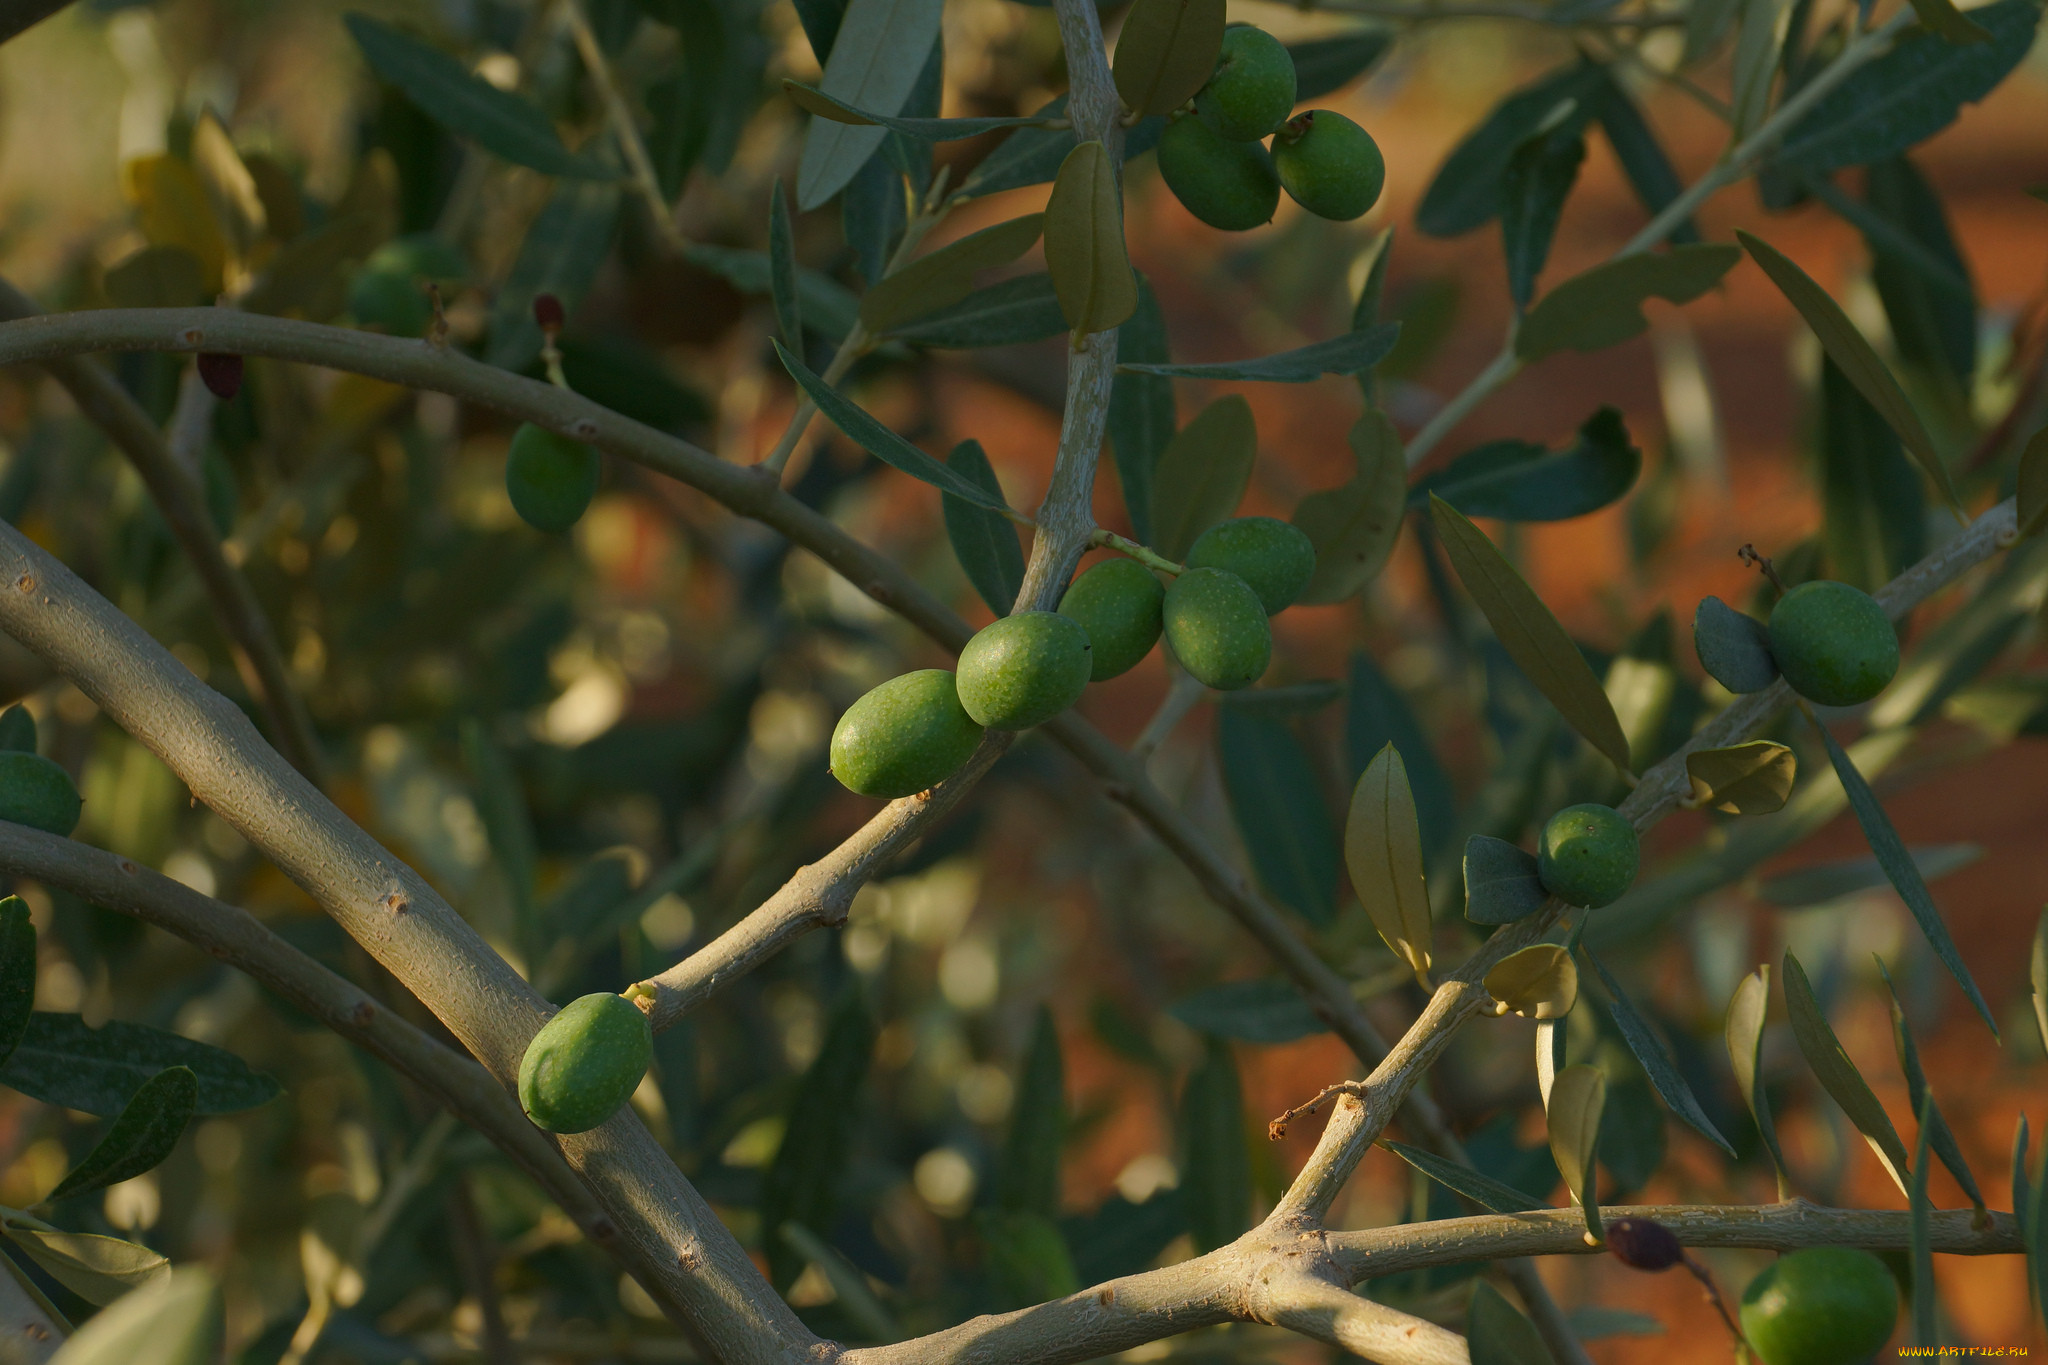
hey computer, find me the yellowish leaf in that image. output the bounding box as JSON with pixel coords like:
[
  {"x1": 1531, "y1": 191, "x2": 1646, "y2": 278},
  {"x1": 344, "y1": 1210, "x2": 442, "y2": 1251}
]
[
  {"x1": 1685, "y1": 740, "x2": 1797, "y2": 814},
  {"x1": 1483, "y1": 943, "x2": 1577, "y2": 1019},
  {"x1": 122, "y1": 154, "x2": 227, "y2": 295},
  {"x1": 1291, "y1": 410, "x2": 1405, "y2": 604},
  {"x1": 1112, "y1": 0, "x2": 1227, "y2": 118},
  {"x1": 1044, "y1": 141, "x2": 1136, "y2": 339},
  {"x1": 1345, "y1": 744, "x2": 1433, "y2": 987}
]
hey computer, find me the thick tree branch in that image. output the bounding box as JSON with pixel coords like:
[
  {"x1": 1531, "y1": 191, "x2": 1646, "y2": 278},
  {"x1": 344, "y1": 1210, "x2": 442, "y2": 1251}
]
[{"x1": 1250, "y1": 1272, "x2": 1468, "y2": 1365}]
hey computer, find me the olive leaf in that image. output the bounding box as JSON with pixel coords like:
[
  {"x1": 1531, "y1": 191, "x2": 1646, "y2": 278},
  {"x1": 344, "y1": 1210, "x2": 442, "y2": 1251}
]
[
  {"x1": 1111, "y1": 0, "x2": 1226, "y2": 118},
  {"x1": 1875, "y1": 956, "x2": 1988, "y2": 1222},
  {"x1": 50, "y1": 1066, "x2": 199, "y2": 1201},
  {"x1": 859, "y1": 213, "x2": 1046, "y2": 335},
  {"x1": 1180, "y1": 1038, "x2": 1252, "y2": 1253},
  {"x1": 1725, "y1": 966, "x2": 1792, "y2": 1197},
  {"x1": 1413, "y1": 407, "x2": 1640, "y2": 522},
  {"x1": 1782, "y1": 950, "x2": 1913, "y2": 1197},
  {"x1": 486, "y1": 180, "x2": 623, "y2": 370},
  {"x1": 795, "y1": 0, "x2": 943, "y2": 209},
  {"x1": 1418, "y1": 62, "x2": 1609, "y2": 237},
  {"x1": 1379, "y1": 1140, "x2": 1548, "y2": 1213},
  {"x1": 1468, "y1": 1281, "x2": 1553, "y2": 1365},
  {"x1": 104, "y1": 245, "x2": 208, "y2": 309},
  {"x1": 1546, "y1": 1063, "x2": 1606, "y2": 1239},
  {"x1": 1584, "y1": 951, "x2": 1735, "y2": 1155},
  {"x1": 1045, "y1": 141, "x2": 1136, "y2": 338},
  {"x1": 41, "y1": 1266, "x2": 219, "y2": 1365},
  {"x1": 1116, "y1": 325, "x2": 1400, "y2": 383},
  {"x1": 2017, "y1": 426, "x2": 2048, "y2": 539},
  {"x1": 1218, "y1": 709, "x2": 1340, "y2": 927},
  {"x1": 124, "y1": 154, "x2": 227, "y2": 293},
  {"x1": 1484, "y1": 945, "x2": 1577, "y2": 1020},
  {"x1": 1738, "y1": 230, "x2": 1961, "y2": 514},
  {"x1": 998, "y1": 1007, "x2": 1064, "y2": 1218},
  {"x1": 1107, "y1": 274, "x2": 1174, "y2": 546},
  {"x1": 1168, "y1": 980, "x2": 1327, "y2": 1045},
  {"x1": 942, "y1": 441, "x2": 1025, "y2": 617},
  {"x1": 780, "y1": 79, "x2": 1047, "y2": 139},
  {"x1": 1592, "y1": 70, "x2": 1698, "y2": 245},
  {"x1": 1287, "y1": 31, "x2": 1394, "y2": 101},
  {"x1": 0, "y1": 1218, "x2": 169, "y2": 1305},
  {"x1": 0, "y1": 1014, "x2": 278, "y2": 1116},
  {"x1": 768, "y1": 180, "x2": 801, "y2": 349},
  {"x1": 1684, "y1": 741, "x2": 1796, "y2": 814},
  {"x1": 1429, "y1": 495, "x2": 1634, "y2": 775},
  {"x1": 1537, "y1": 1017, "x2": 1567, "y2": 1108},
  {"x1": 2032, "y1": 905, "x2": 2047, "y2": 1056},
  {"x1": 0, "y1": 896, "x2": 33, "y2": 1068},
  {"x1": 774, "y1": 341, "x2": 1009, "y2": 512},
  {"x1": 1346, "y1": 744, "x2": 1434, "y2": 987},
  {"x1": 1813, "y1": 721, "x2": 1995, "y2": 1032},
  {"x1": 1463, "y1": 835, "x2": 1550, "y2": 925},
  {"x1": 888, "y1": 275, "x2": 1066, "y2": 349},
  {"x1": 1729, "y1": 0, "x2": 1790, "y2": 139},
  {"x1": 1754, "y1": 845, "x2": 1980, "y2": 908},
  {"x1": 1291, "y1": 410, "x2": 1405, "y2": 605},
  {"x1": 1693, "y1": 595, "x2": 1780, "y2": 693},
  {"x1": 685, "y1": 245, "x2": 862, "y2": 341},
  {"x1": 1149, "y1": 395, "x2": 1255, "y2": 560},
  {"x1": 1516, "y1": 244, "x2": 1740, "y2": 362}
]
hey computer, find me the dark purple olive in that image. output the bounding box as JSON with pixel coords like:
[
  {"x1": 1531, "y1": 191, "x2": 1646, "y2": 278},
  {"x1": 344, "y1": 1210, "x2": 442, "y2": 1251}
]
[
  {"x1": 532, "y1": 293, "x2": 565, "y2": 330},
  {"x1": 1605, "y1": 1216, "x2": 1683, "y2": 1271},
  {"x1": 197, "y1": 353, "x2": 243, "y2": 399}
]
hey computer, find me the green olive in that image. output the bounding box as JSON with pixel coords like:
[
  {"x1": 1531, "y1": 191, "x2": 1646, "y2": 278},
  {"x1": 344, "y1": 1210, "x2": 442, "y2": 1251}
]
[
  {"x1": 1536, "y1": 803, "x2": 1637, "y2": 908},
  {"x1": 1739, "y1": 1248, "x2": 1899, "y2": 1365},
  {"x1": 1156, "y1": 115, "x2": 1281, "y2": 232},
  {"x1": 1767, "y1": 580, "x2": 1898, "y2": 707},
  {"x1": 956, "y1": 611, "x2": 1093, "y2": 730},
  {"x1": 830, "y1": 670, "x2": 985, "y2": 798},
  {"x1": 1059, "y1": 559, "x2": 1165, "y2": 681},
  {"x1": 506, "y1": 423, "x2": 601, "y2": 534},
  {"x1": 1194, "y1": 27, "x2": 1297, "y2": 142},
  {"x1": 1184, "y1": 517, "x2": 1316, "y2": 615},
  {"x1": 347, "y1": 267, "x2": 431, "y2": 337},
  {"x1": 0, "y1": 751, "x2": 81, "y2": 838},
  {"x1": 1162, "y1": 568, "x2": 1271, "y2": 691},
  {"x1": 1271, "y1": 110, "x2": 1385, "y2": 222},
  {"x1": 518, "y1": 993, "x2": 654, "y2": 1134}
]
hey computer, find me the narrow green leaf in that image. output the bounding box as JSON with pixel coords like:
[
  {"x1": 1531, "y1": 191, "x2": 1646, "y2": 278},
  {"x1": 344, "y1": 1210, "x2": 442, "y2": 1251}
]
[
  {"x1": 1876, "y1": 956, "x2": 1987, "y2": 1218},
  {"x1": 775, "y1": 340, "x2": 1007, "y2": 511},
  {"x1": 1593, "y1": 72, "x2": 1699, "y2": 245},
  {"x1": 43, "y1": 1266, "x2": 216, "y2": 1364},
  {"x1": 1346, "y1": 744, "x2": 1434, "y2": 986},
  {"x1": 1347, "y1": 653, "x2": 1455, "y2": 859},
  {"x1": 942, "y1": 441, "x2": 1025, "y2": 617},
  {"x1": 1469, "y1": 1280, "x2": 1553, "y2": 1365},
  {"x1": 1757, "y1": 844, "x2": 1980, "y2": 908},
  {"x1": 1726, "y1": 971, "x2": 1792, "y2": 1195},
  {"x1": 1485, "y1": 944, "x2": 1578, "y2": 1020},
  {"x1": 1730, "y1": 0, "x2": 1790, "y2": 139},
  {"x1": 1813, "y1": 721, "x2": 1995, "y2": 1032},
  {"x1": 1179, "y1": 1037, "x2": 1252, "y2": 1253},
  {"x1": 50, "y1": 1067, "x2": 199, "y2": 1201},
  {"x1": 1380, "y1": 1139, "x2": 1549, "y2": 1213},
  {"x1": 1149, "y1": 395, "x2": 1255, "y2": 560},
  {"x1": 958, "y1": 95, "x2": 1075, "y2": 200},
  {"x1": 1910, "y1": 1090, "x2": 1938, "y2": 1346},
  {"x1": 859, "y1": 213, "x2": 1045, "y2": 334},
  {"x1": 1769, "y1": 0, "x2": 2037, "y2": 175},
  {"x1": 1429, "y1": 495, "x2": 1633, "y2": 774},
  {"x1": 1463, "y1": 834, "x2": 1550, "y2": 925},
  {"x1": 1547, "y1": 1062, "x2": 1606, "y2": 1240},
  {"x1": 2018, "y1": 427, "x2": 2048, "y2": 539},
  {"x1": 1782, "y1": 951, "x2": 1914, "y2": 1195},
  {"x1": 1517, "y1": 244, "x2": 1741, "y2": 361},
  {"x1": 1117, "y1": 324, "x2": 1400, "y2": 382},
  {"x1": 1737, "y1": 230, "x2": 1959, "y2": 512},
  {"x1": 485, "y1": 180, "x2": 622, "y2": 370},
  {"x1": 1112, "y1": 0, "x2": 1226, "y2": 118},
  {"x1": 1414, "y1": 407, "x2": 1640, "y2": 522},
  {"x1": 0, "y1": 896, "x2": 33, "y2": 1068},
  {"x1": 1292, "y1": 409, "x2": 1405, "y2": 604},
  {"x1": 1585, "y1": 951, "x2": 1735, "y2": 1154},
  {"x1": 1287, "y1": 31, "x2": 1394, "y2": 101},
  {"x1": 1685, "y1": 741, "x2": 1797, "y2": 814},
  {"x1": 1419, "y1": 62, "x2": 1609, "y2": 237},
  {"x1": 344, "y1": 15, "x2": 613, "y2": 180},
  {"x1": 1501, "y1": 116, "x2": 1589, "y2": 311},
  {"x1": 1168, "y1": 980, "x2": 1327, "y2": 1045},
  {"x1": 2027, "y1": 1117, "x2": 2048, "y2": 1331},
  {"x1": 0, "y1": 1014, "x2": 279, "y2": 1116},
  {"x1": 2031, "y1": 905, "x2": 2047, "y2": 1056},
  {"x1": 104, "y1": 245, "x2": 206, "y2": 308},
  {"x1": 795, "y1": 0, "x2": 944, "y2": 209},
  {"x1": 761, "y1": 992, "x2": 874, "y2": 1288},
  {"x1": 1107, "y1": 275, "x2": 1174, "y2": 546},
  {"x1": 1217, "y1": 708, "x2": 1340, "y2": 926},
  {"x1": 460, "y1": 719, "x2": 537, "y2": 952},
  {"x1": 2, "y1": 1221, "x2": 169, "y2": 1307},
  {"x1": 780, "y1": 79, "x2": 1048, "y2": 139},
  {"x1": 768, "y1": 180, "x2": 802, "y2": 348},
  {"x1": 885, "y1": 273, "x2": 1067, "y2": 348},
  {"x1": 1817, "y1": 357, "x2": 1928, "y2": 592},
  {"x1": 998, "y1": 1007, "x2": 1065, "y2": 1217},
  {"x1": 1044, "y1": 142, "x2": 1136, "y2": 337},
  {"x1": 686, "y1": 244, "x2": 861, "y2": 341}
]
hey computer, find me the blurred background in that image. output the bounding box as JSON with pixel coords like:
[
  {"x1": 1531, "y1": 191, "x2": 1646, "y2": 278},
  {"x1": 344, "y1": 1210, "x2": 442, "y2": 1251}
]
[{"x1": 0, "y1": 0, "x2": 2043, "y2": 1359}]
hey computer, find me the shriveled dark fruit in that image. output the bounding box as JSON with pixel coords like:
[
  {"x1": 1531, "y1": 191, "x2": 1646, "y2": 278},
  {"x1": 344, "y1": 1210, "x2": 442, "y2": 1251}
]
[
  {"x1": 1059, "y1": 558, "x2": 1165, "y2": 681},
  {"x1": 347, "y1": 267, "x2": 430, "y2": 336},
  {"x1": 1156, "y1": 115, "x2": 1281, "y2": 232},
  {"x1": 506, "y1": 423, "x2": 600, "y2": 534},
  {"x1": 1271, "y1": 110, "x2": 1385, "y2": 221},
  {"x1": 1739, "y1": 1248, "x2": 1899, "y2": 1365},
  {"x1": 1162, "y1": 567, "x2": 1271, "y2": 691},
  {"x1": 1767, "y1": 580, "x2": 1898, "y2": 707},
  {"x1": 1605, "y1": 1217, "x2": 1683, "y2": 1271},
  {"x1": 830, "y1": 670, "x2": 984, "y2": 798},
  {"x1": 197, "y1": 353, "x2": 243, "y2": 399},
  {"x1": 1536, "y1": 803, "x2": 1637, "y2": 908},
  {"x1": 0, "y1": 750, "x2": 83, "y2": 837},
  {"x1": 1185, "y1": 517, "x2": 1316, "y2": 615},
  {"x1": 956, "y1": 611, "x2": 1093, "y2": 730},
  {"x1": 1194, "y1": 26, "x2": 1297, "y2": 142},
  {"x1": 518, "y1": 992, "x2": 653, "y2": 1134}
]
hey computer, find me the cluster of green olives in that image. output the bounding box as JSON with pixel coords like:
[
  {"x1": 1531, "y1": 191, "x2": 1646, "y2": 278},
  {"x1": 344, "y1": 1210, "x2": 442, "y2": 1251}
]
[
  {"x1": 1695, "y1": 578, "x2": 1899, "y2": 707},
  {"x1": 830, "y1": 517, "x2": 1316, "y2": 799},
  {"x1": 518, "y1": 991, "x2": 654, "y2": 1134},
  {"x1": 1536, "y1": 802, "x2": 1638, "y2": 908},
  {"x1": 0, "y1": 706, "x2": 82, "y2": 839},
  {"x1": 1156, "y1": 26, "x2": 1385, "y2": 231}
]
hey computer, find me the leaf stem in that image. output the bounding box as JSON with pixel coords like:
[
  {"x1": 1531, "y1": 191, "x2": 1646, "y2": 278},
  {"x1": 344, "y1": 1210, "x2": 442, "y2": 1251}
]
[
  {"x1": 560, "y1": 0, "x2": 687, "y2": 252},
  {"x1": 1088, "y1": 527, "x2": 1183, "y2": 574}
]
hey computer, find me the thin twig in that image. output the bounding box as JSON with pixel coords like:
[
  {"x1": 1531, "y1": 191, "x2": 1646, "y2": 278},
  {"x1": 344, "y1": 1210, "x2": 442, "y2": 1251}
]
[{"x1": 560, "y1": 0, "x2": 686, "y2": 251}]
